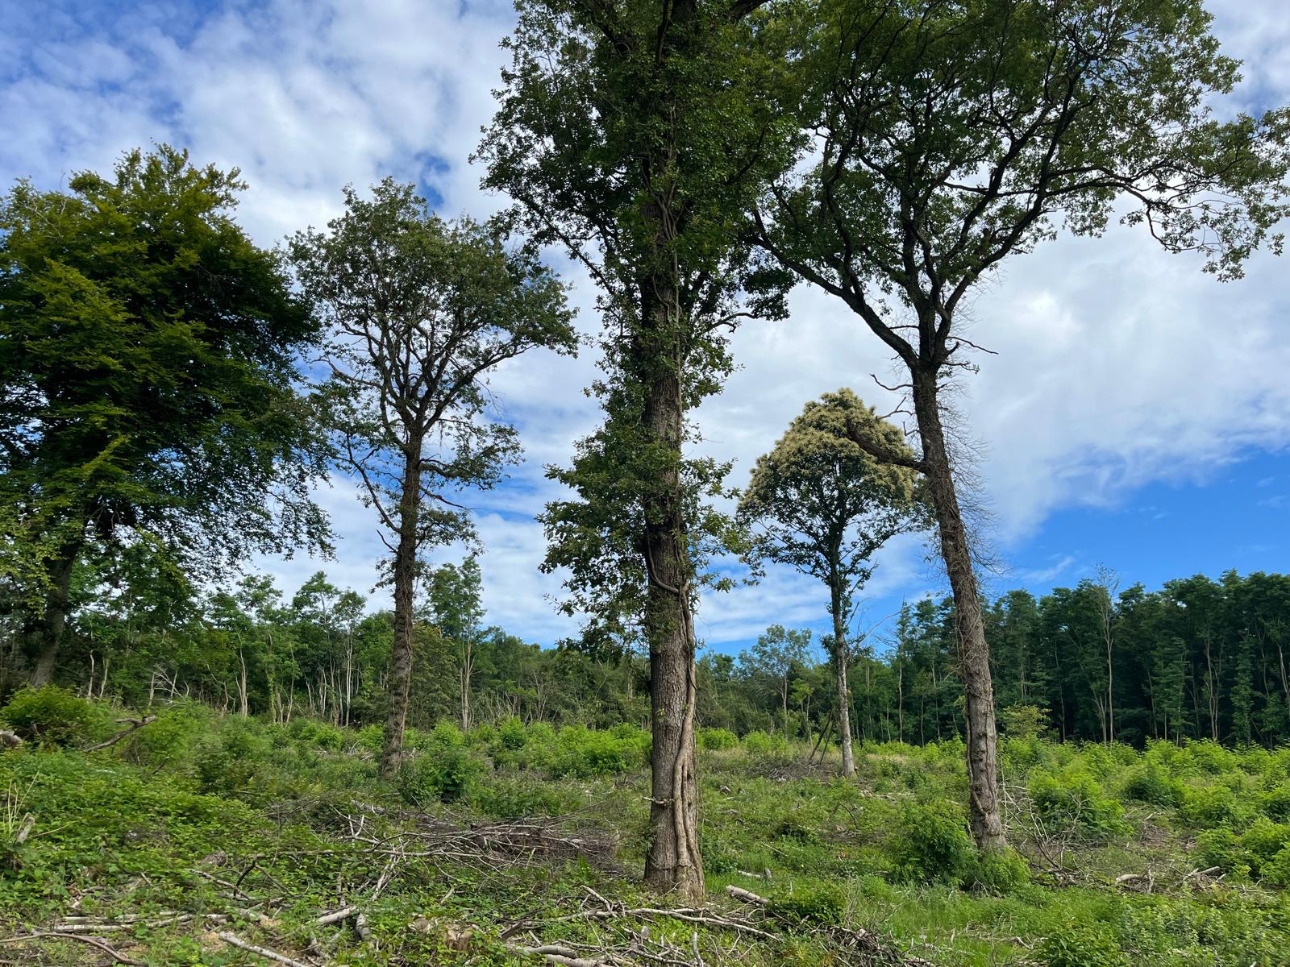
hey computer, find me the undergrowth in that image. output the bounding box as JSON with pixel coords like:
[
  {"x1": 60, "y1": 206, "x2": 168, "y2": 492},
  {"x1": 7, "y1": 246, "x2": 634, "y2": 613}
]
[{"x1": 2, "y1": 687, "x2": 1289, "y2": 965}]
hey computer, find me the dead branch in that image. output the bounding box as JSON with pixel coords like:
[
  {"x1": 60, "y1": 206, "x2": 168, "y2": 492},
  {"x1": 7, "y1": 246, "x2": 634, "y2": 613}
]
[
  {"x1": 510, "y1": 944, "x2": 616, "y2": 967},
  {"x1": 313, "y1": 906, "x2": 357, "y2": 926},
  {"x1": 87, "y1": 716, "x2": 157, "y2": 752},
  {"x1": 217, "y1": 931, "x2": 319, "y2": 967},
  {"x1": 0, "y1": 931, "x2": 144, "y2": 966},
  {"x1": 723, "y1": 886, "x2": 768, "y2": 906}
]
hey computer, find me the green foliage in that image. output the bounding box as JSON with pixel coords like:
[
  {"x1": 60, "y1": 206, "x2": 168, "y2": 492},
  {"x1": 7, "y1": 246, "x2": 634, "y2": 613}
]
[
  {"x1": 398, "y1": 723, "x2": 481, "y2": 806},
  {"x1": 1121, "y1": 764, "x2": 1184, "y2": 807},
  {"x1": 1029, "y1": 770, "x2": 1130, "y2": 841},
  {"x1": 742, "y1": 731, "x2": 792, "y2": 759},
  {"x1": 287, "y1": 717, "x2": 346, "y2": 751},
  {"x1": 698, "y1": 727, "x2": 739, "y2": 751},
  {"x1": 0, "y1": 145, "x2": 329, "y2": 627},
  {"x1": 5, "y1": 698, "x2": 1290, "y2": 966},
  {"x1": 1197, "y1": 818, "x2": 1290, "y2": 880},
  {"x1": 965, "y1": 847, "x2": 1031, "y2": 893},
  {"x1": 550, "y1": 724, "x2": 650, "y2": 779},
  {"x1": 0, "y1": 687, "x2": 113, "y2": 747},
  {"x1": 768, "y1": 882, "x2": 846, "y2": 927},
  {"x1": 1178, "y1": 784, "x2": 1252, "y2": 829},
  {"x1": 122, "y1": 702, "x2": 211, "y2": 769},
  {"x1": 1040, "y1": 922, "x2": 1130, "y2": 967},
  {"x1": 498, "y1": 717, "x2": 528, "y2": 751},
  {"x1": 888, "y1": 799, "x2": 976, "y2": 884},
  {"x1": 193, "y1": 717, "x2": 275, "y2": 799},
  {"x1": 999, "y1": 704, "x2": 1050, "y2": 739}
]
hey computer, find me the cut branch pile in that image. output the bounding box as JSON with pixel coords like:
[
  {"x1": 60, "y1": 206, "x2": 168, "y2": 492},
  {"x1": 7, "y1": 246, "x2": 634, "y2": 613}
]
[{"x1": 499, "y1": 885, "x2": 933, "y2": 967}]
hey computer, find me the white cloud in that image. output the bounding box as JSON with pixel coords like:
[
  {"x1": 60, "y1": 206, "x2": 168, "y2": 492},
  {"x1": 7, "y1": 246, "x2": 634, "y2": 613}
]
[{"x1": 4, "y1": 0, "x2": 1288, "y2": 645}]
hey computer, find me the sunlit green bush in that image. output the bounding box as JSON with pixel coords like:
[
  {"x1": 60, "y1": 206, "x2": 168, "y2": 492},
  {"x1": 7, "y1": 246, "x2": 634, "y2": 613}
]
[
  {"x1": 0, "y1": 687, "x2": 114, "y2": 748},
  {"x1": 1029, "y1": 769, "x2": 1130, "y2": 840},
  {"x1": 398, "y1": 722, "x2": 480, "y2": 805},
  {"x1": 888, "y1": 798, "x2": 975, "y2": 884},
  {"x1": 698, "y1": 727, "x2": 738, "y2": 750}
]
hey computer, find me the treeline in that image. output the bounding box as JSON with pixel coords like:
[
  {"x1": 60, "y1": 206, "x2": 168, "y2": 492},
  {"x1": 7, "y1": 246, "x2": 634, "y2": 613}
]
[{"x1": 6, "y1": 557, "x2": 1287, "y2": 751}]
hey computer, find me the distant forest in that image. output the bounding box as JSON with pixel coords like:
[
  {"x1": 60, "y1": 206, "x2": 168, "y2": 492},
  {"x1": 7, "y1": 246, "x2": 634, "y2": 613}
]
[{"x1": 4, "y1": 560, "x2": 1286, "y2": 750}]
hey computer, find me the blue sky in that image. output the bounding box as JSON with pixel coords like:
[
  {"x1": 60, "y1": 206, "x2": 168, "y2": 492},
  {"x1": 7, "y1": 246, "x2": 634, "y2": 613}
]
[{"x1": 3, "y1": 0, "x2": 1288, "y2": 656}]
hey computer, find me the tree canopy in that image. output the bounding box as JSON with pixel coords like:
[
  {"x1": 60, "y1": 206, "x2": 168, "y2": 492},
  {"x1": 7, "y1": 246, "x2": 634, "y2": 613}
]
[{"x1": 0, "y1": 145, "x2": 330, "y2": 684}]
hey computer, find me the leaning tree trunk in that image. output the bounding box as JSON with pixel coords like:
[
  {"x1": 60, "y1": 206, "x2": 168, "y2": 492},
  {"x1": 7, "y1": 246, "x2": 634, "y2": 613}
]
[
  {"x1": 29, "y1": 539, "x2": 82, "y2": 687},
  {"x1": 639, "y1": 291, "x2": 704, "y2": 902},
  {"x1": 830, "y1": 576, "x2": 856, "y2": 777},
  {"x1": 911, "y1": 369, "x2": 1007, "y2": 852},
  {"x1": 381, "y1": 447, "x2": 421, "y2": 779}
]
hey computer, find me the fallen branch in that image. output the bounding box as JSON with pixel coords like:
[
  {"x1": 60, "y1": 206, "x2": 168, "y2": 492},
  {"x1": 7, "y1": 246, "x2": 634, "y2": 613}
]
[
  {"x1": 531, "y1": 905, "x2": 777, "y2": 941},
  {"x1": 510, "y1": 943, "x2": 613, "y2": 966},
  {"x1": 87, "y1": 716, "x2": 158, "y2": 752},
  {"x1": 0, "y1": 930, "x2": 144, "y2": 965},
  {"x1": 723, "y1": 886, "x2": 768, "y2": 906},
  {"x1": 314, "y1": 906, "x2": 357, "y2": 927},
  {"x1": 217, "y1": 931, "x2": 317, "y2": 967}
]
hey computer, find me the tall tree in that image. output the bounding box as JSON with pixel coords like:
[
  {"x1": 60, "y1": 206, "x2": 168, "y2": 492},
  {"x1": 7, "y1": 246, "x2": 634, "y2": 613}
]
[
  {"x1": 752, "y1": 0, "x2": 1290, "y2": 851},
  {"x1": 479, "y1": 0, "x2": 796, "y2": 899},
  {"x1": 739, "y1": 390, "x2": 922, "y2": 775},
  {"x1": 426, "y1": 556, "x2": 486, "y2": 732},
  {"x1": 290, "y1": 180, "x2": 575, "y2": 777},
  {"x1": 0, "y1": 146, "x2": 331, "y2": 686}
]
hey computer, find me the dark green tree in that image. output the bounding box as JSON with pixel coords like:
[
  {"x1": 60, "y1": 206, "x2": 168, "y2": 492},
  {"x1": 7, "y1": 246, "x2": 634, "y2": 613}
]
[
  {"x1": 0, "y1": 146, "x2": 331, "y2": 686},
  {"x1": 478, "y1": 0, "x2": 797, "y2": 898},
  {"x1": 752, "y1": 0, "x2": 1290, "y2": 851}
]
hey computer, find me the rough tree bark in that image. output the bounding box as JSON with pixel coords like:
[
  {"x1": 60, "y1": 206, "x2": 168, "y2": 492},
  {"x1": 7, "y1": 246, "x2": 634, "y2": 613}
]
[
  {"x1": 640, "y1": 285, "x2": 704, "y2": 902},
  {"x1": 381, "y1": 447, "x2": 422, "y2": 779},
  {"x1": 911, "y1": 369, "x2": 1006, "y2": 851},
  {"x1": 28, "y1": 539, "x2": 81, "y2": 687}
]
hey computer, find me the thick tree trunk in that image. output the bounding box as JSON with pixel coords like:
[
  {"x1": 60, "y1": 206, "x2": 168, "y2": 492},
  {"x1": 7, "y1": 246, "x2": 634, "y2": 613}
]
[
  {"x1": 381, "y1": 448, "x2": 421, "y2": 779},
  {"x1": 29, "y1": 540, "x2": 81, "y2": 687},
  {"x1": 830, "y1": 577, "x2": 856, "y2": 777},
  {"x1": 640, "y1": 300, "x2": 703, "y2": 902},
  {"x1": 911, "y1": 370, "x2": 1007, "y2": 852}
]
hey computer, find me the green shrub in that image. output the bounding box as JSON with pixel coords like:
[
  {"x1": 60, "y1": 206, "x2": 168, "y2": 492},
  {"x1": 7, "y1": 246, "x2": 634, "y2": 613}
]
[
  {"x1": 0, "y1": 688, "x2": 114, "y2": 748},
  {"x1": 1263, "y1": 846, "x2": 1290, "y2": 888},
  {"x1": 1258, "y1": 784, "x2": 1290, "y2": 821},
  {"x1": 1002, "y1": 734, "x2": 1054, "y2": 774},
  {"x1": 498, "y1": 717, "x2": 527, "y2": 751},
  {"x1": 1195, "y1": 828, "x2": 1250, "y2": 880},
  {"x1": 999, "y1": 704, "x2": 1049, "y2": 739},
  {"x1": 193, "y1": 717, "x2": 274, "y2": 798},
  {"x1": 1178, "y1": 784, "x2": 1252, "y2": 829},
  {"x1": 287, "y1": 717, "x2": 345, "y2": 750},
  {"x1": 1199, "y1": 817, "x2": 1290, "y2": 880},
  {"x1": 888, "y1": 799, "x2": 975, "y2": 884},
  {"x1": 355, "y1": 724, "x2": 384, "y2": 755},
  {"x1": 743, "y1": 731, "x2": 791, "y2": 758},
  {"x1": 1029, "y1": 770, "x2": 1129, "y2": 840},
  {"x1": 398, "y1": 722, "x2": 479, "y2": 805},
  {"x1": 768, "y1": 882, "x2": 846, "y2": 926},
  {"x1": 1040, "y1": 923, "x2": 1129, "y2": 967},
  {"x1": 698, "y1": 727, "x2": 739, "y2": 750},
  {"x1": 548, "y1": 724, "x2": 648, "y2": 779},
  {"x1": 123, "y1": 702, "x2": 210, "y2": 769},
  {"x1": 1186, "y1": 740, "x2": 1236, "y2": 775},
  {"x1": 964, "y1": 846, "x2": 1031, "y2": 893},
  {"x1": 469, "y1": 775, "x2": 579, "y2": 818},
  {"x1": 1121, "y1": 764, "x2": 1183, "y2": 807}
]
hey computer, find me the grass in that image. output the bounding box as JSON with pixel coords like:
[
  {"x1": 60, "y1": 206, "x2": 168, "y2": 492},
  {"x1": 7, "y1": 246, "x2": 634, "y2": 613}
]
[{"x1": 2, "y1": 690, "x2": 1290, "y2": 965}]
